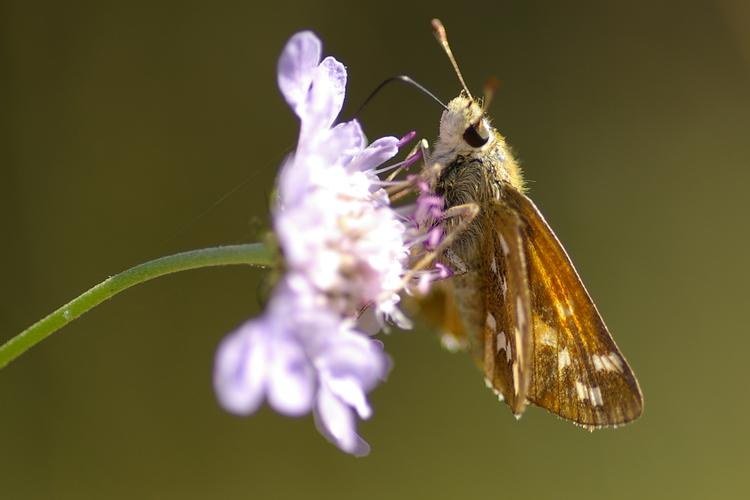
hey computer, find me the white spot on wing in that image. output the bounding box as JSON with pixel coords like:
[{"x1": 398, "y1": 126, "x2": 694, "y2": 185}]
[
  {"x1": 515, "y1": 296, "x2": 527, "y2": 331},
  {"x1": 608, "y1": 352, "x2": 624, "y2": 372},
  {"x1": 495, "y1": 331, "x2": 504, "y2": 353},
  {"x1": 592, "y1": 352, "x2": 625, "y2": 373},
  {"x1": 589, "y1": 386, "x2": 603, "y2": 407},
  {"x1": 558, "y1": 348, "x2": 571, "y2": 369},
  {"x1": 512, "y1": 362, "x2": 520, "y2": 395},
  {"x1": 486, "y1": 312, "x2": 497, "y2": 332},
  {"x1": 575, "y1": 381, "x2": 604, "y2": 407},
  {"x1": 513, "y1": 325, "x2": 523, "y2": 362},
  {"x1": 495, "y1": 331, "x2": 511, "y2": 363},
  {"x1": 490, "y1": 256, "x2": 498, "y2": 273},
  {"x1": 592, "y1": 354, "x2": 604, "y2": 371},
  {"x1": 499, "y1": 234, "x2": 510, "y2": 256},
  {"x1": 557, "y1": 303, "x2": 573, "y2": 319},
  {"x1": 575, "y1": 381, "x2": 586, "y2": 400},
  {"x1": 538, "y1": 322, "x2": 557, "y2": 347}
]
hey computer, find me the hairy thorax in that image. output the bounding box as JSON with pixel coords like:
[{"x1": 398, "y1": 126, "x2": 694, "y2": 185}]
[
  {"x1": 429, "y1": 130, "x2": 523, "y2": 361},
  {"x1": 431, "y1": 130, "x2": 523, "y2": 272}
]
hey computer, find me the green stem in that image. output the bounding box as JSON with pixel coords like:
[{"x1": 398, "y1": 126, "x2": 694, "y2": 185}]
[{"x1": 0, "y1": 243, "x2": 275, "y2": 370}]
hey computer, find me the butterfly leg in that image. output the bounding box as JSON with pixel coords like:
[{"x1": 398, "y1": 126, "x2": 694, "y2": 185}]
[
  {"x1": 401, "y1": 202, "x2": 480, "y2": 351},
  {"x1": 400, "y1": 202, "x2": 480, "y2": 289},
  {"x1": 437, "y1": 203, "x2": 480, "y2": 275}
]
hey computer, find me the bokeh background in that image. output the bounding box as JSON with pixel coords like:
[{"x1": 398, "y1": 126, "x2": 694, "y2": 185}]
[{"x1": 3, "y1": 1, "x2": 750, "y2": 498}]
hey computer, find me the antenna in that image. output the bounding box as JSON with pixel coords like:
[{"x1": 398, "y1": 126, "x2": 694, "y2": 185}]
[
  {"x1": 352, "y1": 75, "x2": 448, "y2": 119},
  {"x1": 482, "y1": 76, "x2": 500, "y2": 113},
  {"x1": 431, "y1": 19, "x2": 473, "y2": 100}
]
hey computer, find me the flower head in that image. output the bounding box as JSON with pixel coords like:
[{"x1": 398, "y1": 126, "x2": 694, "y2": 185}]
[
  {"x1": 214, "y1": 276, "x2": 389, "y2": 455},
  {"x1": 214, "y1": 30, "x2": 443, "y2": 456}
]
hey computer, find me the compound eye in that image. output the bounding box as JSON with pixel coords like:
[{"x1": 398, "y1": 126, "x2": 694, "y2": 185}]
[{"x1": 462, "y1": 123, "x2": 489, "y2": 148}]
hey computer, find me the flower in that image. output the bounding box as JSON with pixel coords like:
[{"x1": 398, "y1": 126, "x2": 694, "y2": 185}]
[
  {"x1": 214, "y1": 30, "x2": 444, "y2": 456},
  {"x1": 214, "y1": 276, "x2": 389, "y2": 456},
  {"x1": 274, "y1": 34, "x2": 412, "y2": 325}
]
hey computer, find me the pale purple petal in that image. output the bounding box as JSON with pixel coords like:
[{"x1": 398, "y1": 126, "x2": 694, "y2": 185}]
[
  {"x1": 332, "y1": 120, "x2": 366, "y2": 151},
  {"x1": 314, "y1": 385, "x2": 371, "y2": 457},
  {"x1": 315, "y1": 56, "x2": 347, "y2": 126},
  {"x1": 347, "y1": 136, "x2": 400, "y2": 173},
  {"x1": 324, "y1": 375, "x2": 372, "y2": 419},
  {"x1": 277, "y1": 31, "x2": 322, "y2": 115},
  {"x1": 377, "y1": 301, "x2": 413, "y2": 330},
  {"x1": 276, "y1": 153, "x2": 308, "y2": 208},
  {"x1": 267, "y1": 334, "x2": 316, "y2": 416},
  {"x1": 355, "y1": 307, "x2": 383, "y2": 336},
  {"x1": 297, "y1": 119, "x2": 365, "y2": 170},
  {"x1": 317, "y1": 330, "x2": 390, "y2": 392},
  {"x1": 323, "y1": 120, "x2": 366, "y2": 166},
  {"x1": 213, "y1": 321, "x2": 269, "y2": 415},
  {"x1": 299, "y1": 56, "x2": 347, "y2": 138}
]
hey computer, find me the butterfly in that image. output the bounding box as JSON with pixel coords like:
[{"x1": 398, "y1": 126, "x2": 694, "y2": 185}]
[{"x1": 419, "y1": 19, "x2": 643, "y2": 428}]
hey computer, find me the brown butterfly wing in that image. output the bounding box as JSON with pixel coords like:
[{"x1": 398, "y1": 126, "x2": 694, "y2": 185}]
[
  {"x1": 481, "y1": 203, "x2": 533, "y2": 416},
  {"x1": 502, "y1": 188, "x2": 643, "y2": 428},
  {"x1": 423, "y1": 203, "x2": 534, "y2": 416},
  {"x1": 405, "y1": 279, "x2": 470, "y2": 352}
]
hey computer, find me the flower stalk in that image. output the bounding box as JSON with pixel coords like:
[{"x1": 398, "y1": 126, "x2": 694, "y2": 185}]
[{"x1": 0, "y1": 243, "x2": 274, "y2": 370}]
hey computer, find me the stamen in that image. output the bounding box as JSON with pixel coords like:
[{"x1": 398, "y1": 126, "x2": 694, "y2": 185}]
[
  {"x1": 372, "y1": 150, "x2": 422, "y2": 175},
  {"x1": 397, "y1": 130, "x2": 418, "y2": 148},
  {"x1": 406, "y1": 265, "x2": 453, "y2": 295},
  {"x1": 435, "y1": 262, "x2": 453, "y2": 278}
]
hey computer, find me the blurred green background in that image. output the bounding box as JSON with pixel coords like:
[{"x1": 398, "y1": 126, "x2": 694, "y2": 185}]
[{"x1": 3, "y1": 1, "x2": 750, "y2": 498}]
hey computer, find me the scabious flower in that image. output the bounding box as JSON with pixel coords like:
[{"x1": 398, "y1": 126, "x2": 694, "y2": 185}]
[{"x1": 214, "y1": 30, "x2": 444, "y2": 456}]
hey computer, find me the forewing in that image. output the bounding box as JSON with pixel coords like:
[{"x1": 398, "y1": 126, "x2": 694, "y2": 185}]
[
  {"x1": 481, "y1": 204, "x2": 533, "y2": 416},
  {"x1": 503, "y1": 188, "x2": 643, "y2": 428}
]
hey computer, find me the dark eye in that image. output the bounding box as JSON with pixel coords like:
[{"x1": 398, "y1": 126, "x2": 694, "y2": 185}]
[{"x1": 463, "y1": 124, "x2": 489, "y2": 148}]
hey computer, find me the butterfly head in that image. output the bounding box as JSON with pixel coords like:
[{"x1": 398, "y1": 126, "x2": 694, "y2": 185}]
[{"x1": 439, "y1": 94, "x2": 494, "y2": 152}]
